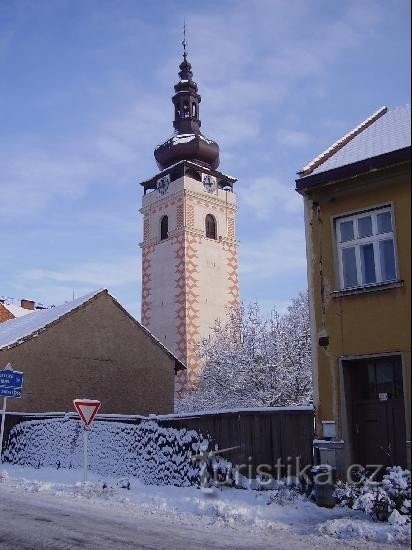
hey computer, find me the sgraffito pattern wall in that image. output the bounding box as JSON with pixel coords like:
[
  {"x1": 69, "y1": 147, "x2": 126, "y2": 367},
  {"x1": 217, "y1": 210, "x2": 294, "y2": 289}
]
[{"x1": 140, "y1": 178, "x2": 239, "y2": 394}]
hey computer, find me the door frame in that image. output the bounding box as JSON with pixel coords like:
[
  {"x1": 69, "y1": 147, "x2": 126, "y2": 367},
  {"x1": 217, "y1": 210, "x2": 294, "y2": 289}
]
[{"x1": 339, "y1": 351, "x2": 407, "y2": 472}]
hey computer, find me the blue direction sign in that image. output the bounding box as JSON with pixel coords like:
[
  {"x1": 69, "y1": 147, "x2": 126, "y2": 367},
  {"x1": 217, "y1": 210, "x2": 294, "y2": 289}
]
[
  {"x1": 0, "y1": 370, "x2": 23, "y2": 389},
  {"x1": 1, "y1": 364, "x2": 24, "y2": 463},
  {"x1": 0, "y1": 387, "x2": 21, "y2": 398}
]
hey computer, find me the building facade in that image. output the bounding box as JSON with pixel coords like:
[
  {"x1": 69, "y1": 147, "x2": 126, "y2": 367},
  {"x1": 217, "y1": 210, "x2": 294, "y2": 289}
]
[
  {"x1": 0, "y1": 289, "x2": 184, "y2": 414},
  {"x1": 139, "y1": 43, "x2": 239, "y2": 391},
  {"x1": 296, "y1": 105, "x2": 411, "y2": 474}
]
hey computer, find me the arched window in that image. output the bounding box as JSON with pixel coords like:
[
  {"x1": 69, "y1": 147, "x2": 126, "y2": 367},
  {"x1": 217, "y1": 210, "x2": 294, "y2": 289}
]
[
  {"x1": 205, "y1": 214, "x2": 217, "y2": 240},
  {"x1": 192, "y1": 103, "x2": 197, "y2": 118},
  {"x1": 160, "y1": 215, "x2": 168, "y2": 241}
]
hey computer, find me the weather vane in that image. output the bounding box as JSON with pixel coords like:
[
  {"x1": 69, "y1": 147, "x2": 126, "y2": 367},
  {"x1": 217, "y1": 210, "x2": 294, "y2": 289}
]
[{"x1": 182, "y1": 21, "x2": 187, "y2": 60}]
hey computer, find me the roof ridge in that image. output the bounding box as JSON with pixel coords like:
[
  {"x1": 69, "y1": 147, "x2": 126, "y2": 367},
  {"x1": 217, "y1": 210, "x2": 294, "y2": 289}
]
[{"x1": 298, "y1": 106, "x2": 388, "y2": 177}]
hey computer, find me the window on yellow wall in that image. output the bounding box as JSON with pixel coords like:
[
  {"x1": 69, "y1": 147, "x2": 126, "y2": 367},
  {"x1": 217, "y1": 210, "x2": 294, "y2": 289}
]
[
  {"x1": 205, "y1": 214, "x2": 217, "y2": 240},
  {"x1": 335, "y1": 206, "x2": 398, "y2": 289},
  {"x1": 160, "y1": 215, "x2": 168, "y2": 241}
]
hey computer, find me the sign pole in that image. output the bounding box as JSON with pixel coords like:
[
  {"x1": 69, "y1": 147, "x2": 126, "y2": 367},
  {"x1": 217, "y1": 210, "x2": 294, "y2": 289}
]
[
  {"x1": 0, "y1": 396, "x2": 8, "y2": 464},
  {"x1": 83, "y1": 427, "x2": 88, "y2": 483},
  {"x1": 73, "y1": 398, "x2": 101, "y2": 484}
]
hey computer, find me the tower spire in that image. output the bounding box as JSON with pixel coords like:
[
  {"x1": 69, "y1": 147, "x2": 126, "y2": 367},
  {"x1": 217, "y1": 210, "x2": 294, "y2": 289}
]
[
  {"x1": 153, "y1": 29, "x2": 220, "y2": 170},
  {"x1": 178, "y1": 22, "x2": 193, "y2": 82},
  {"x1": 182, "y1": 21, "x2": 187, "y2": 61}
]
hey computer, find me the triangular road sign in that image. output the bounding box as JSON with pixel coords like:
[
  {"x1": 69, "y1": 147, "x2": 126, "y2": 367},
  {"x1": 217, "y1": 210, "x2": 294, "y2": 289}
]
[{"x1": 73, "y1": 399, "x2": 101, "y2": 428}]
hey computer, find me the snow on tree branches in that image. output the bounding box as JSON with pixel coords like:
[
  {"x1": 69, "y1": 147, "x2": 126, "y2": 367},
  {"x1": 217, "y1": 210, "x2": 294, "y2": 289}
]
[{"x1": 176, "y1": 291, "x2": 312, "y2": 412}]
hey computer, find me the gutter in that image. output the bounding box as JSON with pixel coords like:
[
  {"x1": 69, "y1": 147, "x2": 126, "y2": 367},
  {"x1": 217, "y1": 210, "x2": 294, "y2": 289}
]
[{"x1": 295, "y1": 147, "x2": 411, "y2": 194}]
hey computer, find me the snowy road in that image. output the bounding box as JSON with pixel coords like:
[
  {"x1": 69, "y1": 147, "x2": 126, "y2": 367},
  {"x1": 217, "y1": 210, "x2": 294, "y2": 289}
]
[{"x1": 0, "y1": 485, "x2": 400, "y2": 550}]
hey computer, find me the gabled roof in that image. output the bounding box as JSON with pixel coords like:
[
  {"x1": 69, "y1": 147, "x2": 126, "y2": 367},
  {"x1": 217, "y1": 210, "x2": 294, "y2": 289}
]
[
  {"x1": 0, "y1": 289, "x2": 103, "y2": 349},
  {"x1": 296, "y1": 104, "x2": 411, "y2": 190},
  {"x1": 0, "y1": 289, "x2": 185, "y2": 372}
]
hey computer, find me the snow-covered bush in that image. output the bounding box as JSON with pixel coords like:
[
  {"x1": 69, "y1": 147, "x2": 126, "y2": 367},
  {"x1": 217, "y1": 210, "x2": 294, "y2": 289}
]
[
  {"x1": 334, "y1": 466, "x2": 411, "y2": 523},
  {"x1": 334, "y1": 480, "x2": 362, "y2": 509},
  {"x1": 177, "y1": 291, "x2": 312, "y2": 411},
  {"x1": 382, "y1": 466, "x2": 411, "y2": 517},
  {"x1": 334, "y1": 465, "x2": 366, "y2": 508},
  {"x1": 267, "y1": 482, "x2": 303, "y2": 505},
  {"x1": 3, "y1": 417, "x2": 213, "y2": 487}
]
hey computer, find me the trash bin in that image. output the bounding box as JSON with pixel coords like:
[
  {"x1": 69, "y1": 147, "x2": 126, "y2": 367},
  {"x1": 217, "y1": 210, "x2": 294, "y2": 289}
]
[{"x1": 312, "y1": 465, "x2": 336, "y2": 508}]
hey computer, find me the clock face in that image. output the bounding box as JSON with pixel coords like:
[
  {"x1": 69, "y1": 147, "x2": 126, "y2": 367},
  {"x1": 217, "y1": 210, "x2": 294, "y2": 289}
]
[
  {"x1": 202, "y1": 173, "x2": 217, "y2": 193},
  {"x1": 157, "y1": 174, "x2": 170, "y2": 195}
]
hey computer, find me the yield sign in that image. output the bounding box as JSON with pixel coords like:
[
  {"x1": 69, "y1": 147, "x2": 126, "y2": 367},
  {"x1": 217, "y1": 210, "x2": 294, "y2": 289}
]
[{"x1": 73, "y1": 399, "x2": 101, "y2": 428}]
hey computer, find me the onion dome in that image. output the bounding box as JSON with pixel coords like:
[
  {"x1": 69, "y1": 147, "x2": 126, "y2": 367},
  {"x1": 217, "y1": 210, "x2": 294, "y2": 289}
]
[{"x1": 154, "y1": 32, "x2": 220, "y2": 170}]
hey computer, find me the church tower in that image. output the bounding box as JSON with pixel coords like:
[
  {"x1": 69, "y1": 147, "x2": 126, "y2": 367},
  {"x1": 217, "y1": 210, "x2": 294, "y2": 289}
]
[{"x1": 139, "y1": 37, "x2": 239, "y2": 391}]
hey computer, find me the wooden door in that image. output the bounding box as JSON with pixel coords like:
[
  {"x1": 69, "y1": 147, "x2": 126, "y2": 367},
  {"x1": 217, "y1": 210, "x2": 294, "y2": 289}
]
[
  {"x1": 354, "y1": 399, "x2": 406, "y2": 468},
  {"x1": 349, "y1": 355, "x2": 406, "y2": 469}
]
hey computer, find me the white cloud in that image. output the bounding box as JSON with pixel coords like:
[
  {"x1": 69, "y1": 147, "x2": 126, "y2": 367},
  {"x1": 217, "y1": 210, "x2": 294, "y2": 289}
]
[
  {"x1": 240, "y1": 176, "x2": 303, "y2": 220},
  {"x1": 0, "y1": 149, "x2": 99, "y2": 221},
  {"x1": 0, "y1": 92, "x2": 170, "y2": 222},
  {"x1": 72, "y1": 210, "x2": 140, "y2": 238},
  {"x1": 240, "y1": 227, "x2": 306, "y2": 279},
  {"x1": 24, "y1": 257, "x2": 139, "y2": 288},
  {"x1": 275, "y1": 129, "x2": 310, "y2": 147}
]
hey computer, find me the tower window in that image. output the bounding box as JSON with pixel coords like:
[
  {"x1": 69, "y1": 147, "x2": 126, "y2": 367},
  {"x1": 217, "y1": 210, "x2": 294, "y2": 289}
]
[
  {"x1": 160, "y1": 215, "x2": 168, "y2": 241},
  {"x1": 205, "y1": 214, "x2": 217, "y2": 240},
  {"x1": 192, "y1": 103, "x2": 197, "y2": 118},
  {"x1": 183, "y1": 101, "x2": 190, "y2": 118}
]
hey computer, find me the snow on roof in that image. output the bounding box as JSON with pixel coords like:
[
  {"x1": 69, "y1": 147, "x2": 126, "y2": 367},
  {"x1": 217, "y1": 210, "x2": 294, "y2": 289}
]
[
  {"x1": 2, "y1": 303, "x2": 33, "y2": 318},
  {"x1": 299, "y1": 104, "x2": 411, "y2": 177},
  {"x1": 0, "y1": 289, "x2": 186, "y2": 371},
  {"x1": 171, "y1": 134, "x2": 196, "y2": 145},
  {"x1": 0, "y1": 289, "x2": 104, "y2": 350},
  {"x1": 155, "y1": 133, "x2": 217, "y2": 149},
  {"x1": 165, "y1": 134, "x2": 216, "y2": 146}
]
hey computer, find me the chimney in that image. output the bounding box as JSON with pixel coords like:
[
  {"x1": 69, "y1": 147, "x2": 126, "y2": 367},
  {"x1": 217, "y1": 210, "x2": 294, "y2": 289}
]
[{"x1": 21, "y1": 299, "x2": 35, "y2": 311}]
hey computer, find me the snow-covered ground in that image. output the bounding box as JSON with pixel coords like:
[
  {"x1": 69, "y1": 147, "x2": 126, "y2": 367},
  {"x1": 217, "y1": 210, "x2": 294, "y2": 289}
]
[{"x1": 1, "y1": 464, "x2": 410, "y2": 548}]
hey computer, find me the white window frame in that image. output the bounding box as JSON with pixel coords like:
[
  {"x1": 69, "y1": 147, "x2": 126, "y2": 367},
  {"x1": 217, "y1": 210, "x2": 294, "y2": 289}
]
[{"x1": 335, "y1": 206, "x2": 398, "y2": 290}]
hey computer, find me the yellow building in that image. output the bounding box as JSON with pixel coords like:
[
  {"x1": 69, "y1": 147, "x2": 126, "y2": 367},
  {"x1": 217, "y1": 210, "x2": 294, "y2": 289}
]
[{"x1": 296, "y1": 105, "x2": 411, "y2": 475}]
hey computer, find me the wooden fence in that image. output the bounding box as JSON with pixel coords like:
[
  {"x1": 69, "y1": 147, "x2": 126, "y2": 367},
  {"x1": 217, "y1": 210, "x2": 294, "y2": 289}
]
[{"x1": 3, "y1": 406, "x2": 314, "y2": 478}]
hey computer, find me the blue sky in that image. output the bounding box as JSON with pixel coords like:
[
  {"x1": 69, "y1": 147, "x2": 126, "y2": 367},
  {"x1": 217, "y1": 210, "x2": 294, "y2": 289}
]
[{"x1": 1, "y1": 0, "x2": 410, "y2": 318}]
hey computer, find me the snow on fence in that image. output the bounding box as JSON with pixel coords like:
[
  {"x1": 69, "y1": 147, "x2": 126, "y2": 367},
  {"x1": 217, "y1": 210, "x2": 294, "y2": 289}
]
[
  {"x1": 2, "y1": 417, "x2": 206, "y2": 486},
  {"x1": 2, "y1": 407, "x2": 314, "y2": 484}
]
